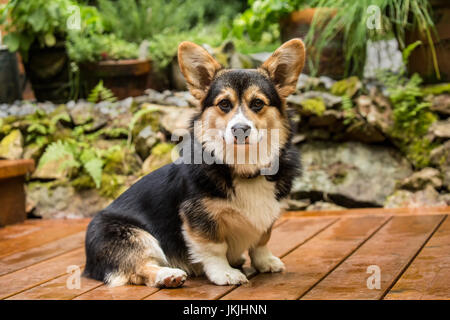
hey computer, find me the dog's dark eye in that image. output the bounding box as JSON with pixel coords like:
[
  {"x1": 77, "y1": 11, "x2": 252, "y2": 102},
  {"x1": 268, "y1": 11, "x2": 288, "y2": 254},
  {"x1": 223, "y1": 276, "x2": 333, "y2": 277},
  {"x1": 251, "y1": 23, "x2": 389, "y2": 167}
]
[
  {"x1": 250, "y1": 99, "x2": 265, "y2": 112},
  {"x1": 218, "y1": 99, "x2": 232, "y2": 112}
]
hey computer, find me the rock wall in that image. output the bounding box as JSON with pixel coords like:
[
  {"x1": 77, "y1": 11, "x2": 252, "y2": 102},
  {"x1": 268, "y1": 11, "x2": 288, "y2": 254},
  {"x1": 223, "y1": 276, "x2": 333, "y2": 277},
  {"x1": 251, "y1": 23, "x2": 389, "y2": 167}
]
[{"x1": 1, "y1": 74, "x2": 450, "y2": 218}]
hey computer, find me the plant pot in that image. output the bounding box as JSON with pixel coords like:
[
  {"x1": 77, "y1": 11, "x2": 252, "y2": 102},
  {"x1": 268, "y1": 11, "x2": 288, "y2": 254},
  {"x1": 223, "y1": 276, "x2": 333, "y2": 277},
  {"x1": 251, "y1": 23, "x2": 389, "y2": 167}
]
[
  {"x1": 0, "y1": 159, "x2": 35, "y2": 226},
  {"x1": 405, "y1": 0, "x2": 450, "y2": 82},
  {"x1": 280, "y1": 8, "x2": 346, "y2": 79},
  {"x1": 24, "y1": 42, "x2": 71, "y2": 103},
  {"x1": 80, "y1": 59, "x2": 151, "y2": 100},
  {"x1": 0, "y1": 46, "x2": 22, "y2": 103}
]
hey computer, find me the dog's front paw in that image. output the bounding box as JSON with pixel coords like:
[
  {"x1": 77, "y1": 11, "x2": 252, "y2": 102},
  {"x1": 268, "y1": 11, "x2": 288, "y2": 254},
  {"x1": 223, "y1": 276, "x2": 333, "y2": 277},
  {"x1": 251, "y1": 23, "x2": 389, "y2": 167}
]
[
  {"x1": 208, "y1": 268, "x2": 248, "y2": 286},
  {"x1": 252, "y1": 255, "x2": 285, "y2": 273}
]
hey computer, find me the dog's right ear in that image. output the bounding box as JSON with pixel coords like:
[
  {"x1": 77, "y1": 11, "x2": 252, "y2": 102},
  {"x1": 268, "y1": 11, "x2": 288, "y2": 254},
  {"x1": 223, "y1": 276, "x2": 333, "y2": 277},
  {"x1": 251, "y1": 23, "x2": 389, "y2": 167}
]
[{"x1": 178, "y1": 41, "x2": 222, "y2": 100}]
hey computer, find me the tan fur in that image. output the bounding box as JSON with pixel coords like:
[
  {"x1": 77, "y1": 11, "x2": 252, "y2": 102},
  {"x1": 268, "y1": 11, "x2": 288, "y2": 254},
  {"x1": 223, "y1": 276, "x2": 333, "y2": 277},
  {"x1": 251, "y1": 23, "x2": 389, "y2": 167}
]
[
  {"x1": 178, "y1": 41, "x2": 222, "y2": 101},
  {"x1": 260, "y1": 38, "x2": 306, "y2": 98}
]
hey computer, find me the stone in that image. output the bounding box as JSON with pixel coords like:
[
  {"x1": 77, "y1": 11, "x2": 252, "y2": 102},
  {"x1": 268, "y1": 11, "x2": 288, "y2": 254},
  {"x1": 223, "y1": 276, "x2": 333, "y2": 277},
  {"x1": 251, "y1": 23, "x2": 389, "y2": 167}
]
[
  {"x1": 442, "y1": 166, "x2": 450, "y2": 191},
  {"x1": 398, "y1": 167, "x2": 442, "y2": 190},
  {"x1": 33, "y1": 152, "x2": 77, "y2": 180},
  {"x1": 428, "y1": 119, "x2": 450, "y2": 139},
  {"x1": 384, "y1": 185, "x2": 448, "y2": 208},
  {"x1": 159, "y1": 106, "x2": 197, "y2": 135},
  {"x1": 330, "y1": 76, "x2": 362, "y2": 97},
  {"x1": 142, "y1": 143, "x2": 176, "y2": 174},
  {"x1": 344, "y1": 121, "x2": 386, "y2": 143},
  {"x1": 356, "y1": 93, "x2": 393, "y2": 134},
  {"x1": 430, "y1": 140, "x2": 450, "y2": 167},
  {"x1": 308, "y1": 110, "x2": 343, "y2": 127},
  {"x1": 26, "y1": 182, "x2": 111, "y2": 219},
  {"x1": 135, "y1": 125, "x2": 160, "y2": 160},
  {"x1": 295, "y1": 74, "x2": 336, "y2": 92},
  {"x1": 306, "y1": 201, "x2": 346, "y2": 211},
  {"x1": 430, "y1": 94, "x2": 450, "y2": 116},
  {"x1": 292, "y1": 141, "x2": 413, "y2": 207},
  {"x1": 281, "y1": 198, "x2": 310, "y2": 211},
  {"x1": 69, "y1": 101, "x2": 96, "y2": 125},
  {"x1": 287, "y1": 91, "x2": 342, "y2": 109},
  {"x1": 0, "y1": 129, "x2": 23, "y2": 160}
]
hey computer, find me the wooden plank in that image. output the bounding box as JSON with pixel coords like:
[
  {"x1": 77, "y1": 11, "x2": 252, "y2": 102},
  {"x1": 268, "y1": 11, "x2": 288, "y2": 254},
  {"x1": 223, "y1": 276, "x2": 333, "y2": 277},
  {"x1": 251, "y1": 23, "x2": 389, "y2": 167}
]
[
  {"x1": 145, "y1": 217, "x2": 338, "y2": 300},
  {"x1": 0, "y1": 219, "x2": 89, "y2": 258},
  {"x1": 384, "y1": 216, "x2": 450, "y2": 300},
  {"x1": 0, "y1": 219, "x2": 45, "y2": 241},
  {"x1": 0, "y1": 232, "x2": 85, "y2": 276},
  {"x1": 0, "y1": 159, "x2": 34, "y2": 179},
  {"x1": 222, "y1": 215, "x2": 390, "y2": 300},
  {"x1": 301, "y1": 215, "x2": 445, "y2": 300},
  {"x1": 0, "y1": 247, "x2": 85, "y2": 299},
  {"x1": 74, "y1": 283, "x2": 160, "y2": 300},
  {"x1": 77, "y1": 217, "x2": 332, "y2": 300},
  {"x1": 7, "y1": 274, "x2": 102, "y2": 300},
  {"x1": 283, "y1": 206, "x2": 450, "y2": 218}
]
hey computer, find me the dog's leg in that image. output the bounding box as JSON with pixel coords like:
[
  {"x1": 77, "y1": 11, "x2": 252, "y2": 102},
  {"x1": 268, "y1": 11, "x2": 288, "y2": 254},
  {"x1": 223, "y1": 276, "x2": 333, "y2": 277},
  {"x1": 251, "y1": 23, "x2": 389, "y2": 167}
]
[
  {"x1": 135, "y1": 260, "x2": 187, "y2": 288},
  {"x1": 228, "y1": 253, "x2": 246, "y2": 269},
  {"x1": 249, "y1": 227, "x2": 285, "y2": 273},
  {"x1": 187, "y1": 238, "x2": 248, "y2": 285},
  {"x1": 85, "y1": 216, "x2": 187, "y2": 288}
]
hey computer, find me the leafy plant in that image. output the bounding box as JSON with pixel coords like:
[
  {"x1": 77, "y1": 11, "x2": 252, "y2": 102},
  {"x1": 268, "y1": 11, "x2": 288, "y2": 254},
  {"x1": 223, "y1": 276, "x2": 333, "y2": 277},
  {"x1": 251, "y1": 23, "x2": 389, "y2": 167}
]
[
  {"x1": 305, "y1": 0, "x2": 439, "y2": 78},
  {"x1": 0, "y1": 0, "x2": 77, "y2": 60},
  {"x1": 67, "y1": 32, "x2": 139, "y2": 63},
  {"x1": 38, "y1": 139, "x2": 105, "y2": 188},
  {"x1": 231, "y1": 0, "x2": 303, "y2": 41},
  {"x1": 233, "y1": 0, "x2": 439, "y2": 78},
  {"x1": 376, "y1": 70, "x2": 437, "y2": 168},
  {"x1": 97, "y1": 0, "x2": 244, "y2": 44},
  {"x1": 87, "y1": 80, "x2": 117, "y2": 103}
]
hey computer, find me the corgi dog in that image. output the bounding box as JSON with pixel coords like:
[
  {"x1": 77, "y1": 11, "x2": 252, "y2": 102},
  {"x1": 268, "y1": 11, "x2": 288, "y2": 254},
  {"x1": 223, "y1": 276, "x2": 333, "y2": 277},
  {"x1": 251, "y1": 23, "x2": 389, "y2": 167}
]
[{"x1": 84, "y1": 39, "x2": 306, "y2": 288}]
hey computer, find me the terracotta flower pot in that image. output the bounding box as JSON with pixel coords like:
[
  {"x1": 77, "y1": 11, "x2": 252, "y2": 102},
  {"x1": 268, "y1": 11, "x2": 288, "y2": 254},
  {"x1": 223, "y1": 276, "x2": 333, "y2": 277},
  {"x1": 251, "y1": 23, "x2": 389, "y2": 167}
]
[
  {"x1": 405, "y1": 0, "x2": 450, "y2": 82},
  {"x1": 80, "y1": 59, "x2": 151, "y2": 100},
  {"x1": 280, "y1": 8, "x2": 346, "y2": 79}
]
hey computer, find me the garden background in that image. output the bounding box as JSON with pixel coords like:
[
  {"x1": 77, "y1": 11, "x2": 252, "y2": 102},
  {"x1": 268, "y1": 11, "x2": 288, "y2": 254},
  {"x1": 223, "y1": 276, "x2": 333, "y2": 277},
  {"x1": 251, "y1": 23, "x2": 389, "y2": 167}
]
[{"x1": 1, "y1": 0, "x2": 450, "y2": 222}]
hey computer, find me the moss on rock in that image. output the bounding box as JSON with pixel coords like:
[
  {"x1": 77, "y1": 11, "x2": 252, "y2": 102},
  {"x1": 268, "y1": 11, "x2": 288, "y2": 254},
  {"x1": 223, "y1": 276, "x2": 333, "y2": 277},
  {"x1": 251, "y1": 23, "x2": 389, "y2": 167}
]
[{"x1": 300, "y1": 98, "x2": 326, "y2": 116}]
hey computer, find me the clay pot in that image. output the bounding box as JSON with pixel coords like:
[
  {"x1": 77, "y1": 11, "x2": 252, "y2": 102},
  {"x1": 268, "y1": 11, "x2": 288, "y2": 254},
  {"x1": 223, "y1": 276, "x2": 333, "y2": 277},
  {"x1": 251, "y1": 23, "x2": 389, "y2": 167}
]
[
  {"x1": 405, "y1": 0, "x2": 450, "y2": 82},
  {"x1": 280, "y1": 8, "x2": 346, "y2": 79},
  {"x1": 80, "y1": 59, "x2": 152, "y2": 100}
]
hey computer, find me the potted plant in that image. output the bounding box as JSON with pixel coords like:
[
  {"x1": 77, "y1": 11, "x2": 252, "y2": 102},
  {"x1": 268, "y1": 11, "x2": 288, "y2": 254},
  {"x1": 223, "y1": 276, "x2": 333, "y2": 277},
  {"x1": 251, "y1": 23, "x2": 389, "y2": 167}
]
[
  {"x1": 0, "y1": 0, "x2": 76, "y2": 102},
  {"x1": 233, "y1": 0, "x2": 443, "y2": 80},
  {"x1": 67, "y1": 31, "x2": 151, "y2": 100},
  {"x1": 404, "y1": 0, "x2": 450, "y2": 82}
]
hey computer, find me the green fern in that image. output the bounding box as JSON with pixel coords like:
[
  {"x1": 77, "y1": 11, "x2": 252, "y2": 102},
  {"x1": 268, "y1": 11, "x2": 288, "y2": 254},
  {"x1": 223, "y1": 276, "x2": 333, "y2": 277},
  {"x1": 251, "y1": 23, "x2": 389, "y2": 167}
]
[
  {"x1": 83, "y1": 158, "x2": 103, "y2": 188},
  {"x1": 87, "y1": 80, "x2": 117, "y2": 103},
  {"x1": 38, "y1": 140, "x2": 80, "y2": 173},
  {"x1": 341, "y1": 95, "x2": 355, "y2": 125}
]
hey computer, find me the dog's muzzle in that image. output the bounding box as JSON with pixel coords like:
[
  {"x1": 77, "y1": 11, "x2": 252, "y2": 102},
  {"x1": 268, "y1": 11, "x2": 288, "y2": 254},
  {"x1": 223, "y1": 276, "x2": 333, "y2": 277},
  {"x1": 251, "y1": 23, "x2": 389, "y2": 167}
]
[{"x1": 231, "y1": 123, "x2": 251, "y2": 144}]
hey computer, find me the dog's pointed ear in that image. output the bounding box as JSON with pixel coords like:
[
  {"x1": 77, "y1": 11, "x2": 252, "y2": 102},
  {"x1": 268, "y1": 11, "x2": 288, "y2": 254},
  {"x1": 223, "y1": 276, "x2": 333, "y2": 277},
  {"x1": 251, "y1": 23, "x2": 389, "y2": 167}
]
[
  {"x1": 178, "y1": 41, "x2": 222, "y2": 100},
  {"x1": 260, "y1": 39, "x2": 306, "y2": 98}
]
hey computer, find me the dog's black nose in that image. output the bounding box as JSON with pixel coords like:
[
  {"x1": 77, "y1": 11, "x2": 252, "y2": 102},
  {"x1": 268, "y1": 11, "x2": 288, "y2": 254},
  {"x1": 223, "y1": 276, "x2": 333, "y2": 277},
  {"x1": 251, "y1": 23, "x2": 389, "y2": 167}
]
[{"x1": 231, "y1": 123, "x2": 251, "y2": 144}]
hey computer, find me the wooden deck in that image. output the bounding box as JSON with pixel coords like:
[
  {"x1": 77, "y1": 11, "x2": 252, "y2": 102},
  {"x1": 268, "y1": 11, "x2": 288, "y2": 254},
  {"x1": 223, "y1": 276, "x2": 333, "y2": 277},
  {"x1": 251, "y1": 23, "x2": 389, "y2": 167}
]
[{"x1": 0, "y1": 207, "x2": 449, "y2": 300}]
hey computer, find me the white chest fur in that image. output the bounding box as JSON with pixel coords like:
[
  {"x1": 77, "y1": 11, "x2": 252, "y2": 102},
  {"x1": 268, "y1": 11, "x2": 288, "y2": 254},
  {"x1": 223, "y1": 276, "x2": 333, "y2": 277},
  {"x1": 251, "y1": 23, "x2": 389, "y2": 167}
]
[{"x1": 229, "y1": 176, "x2": 281, "y2": 232}]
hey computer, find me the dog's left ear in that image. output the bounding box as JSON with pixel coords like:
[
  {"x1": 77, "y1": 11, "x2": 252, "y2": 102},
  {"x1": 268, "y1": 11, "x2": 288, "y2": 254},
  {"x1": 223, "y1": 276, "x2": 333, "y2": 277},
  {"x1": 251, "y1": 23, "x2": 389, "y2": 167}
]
[
  {"x1": 178, "y1": 41, "x2": 222, "y2": 100},
  {"x1": 260, "y1": 39, "x2": 306, "y2": 98}
]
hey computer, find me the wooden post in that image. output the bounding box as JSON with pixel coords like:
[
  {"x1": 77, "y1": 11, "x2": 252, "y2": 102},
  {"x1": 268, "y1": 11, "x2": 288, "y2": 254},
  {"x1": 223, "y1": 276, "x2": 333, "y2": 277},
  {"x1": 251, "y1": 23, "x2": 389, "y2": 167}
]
[{"x1": 0, "y1": 159, "x2": 35, "y2": 226}]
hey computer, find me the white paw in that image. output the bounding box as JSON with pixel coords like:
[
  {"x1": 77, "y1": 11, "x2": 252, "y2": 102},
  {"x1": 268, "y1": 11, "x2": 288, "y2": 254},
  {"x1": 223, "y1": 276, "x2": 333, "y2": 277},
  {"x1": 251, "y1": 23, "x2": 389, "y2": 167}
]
[
  {"x1": 253, "y1": 255, "x2": 285, "y2": 273},
  {"x1": 154, "y1": 267, "x2": 187, "y2": 288},
  {"x1": 208, "y1": 268, "x2": 248, "y2": 286}
]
